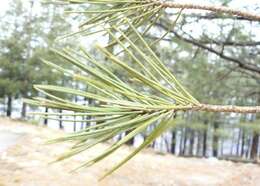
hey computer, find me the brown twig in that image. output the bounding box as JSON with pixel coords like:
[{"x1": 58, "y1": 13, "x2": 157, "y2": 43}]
[
  {"x1": 148, "y1": 0, "x2": 260, "y2": 22},
  {"x1": 175, "y1": 104, "x2": 260, "y2": 113}
]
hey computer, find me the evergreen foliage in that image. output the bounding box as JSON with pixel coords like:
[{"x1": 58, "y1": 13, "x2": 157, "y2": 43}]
[
  {"x1": 0, "y1": 0, "x2": 259, "y2": 180},
  {"x1": 23, "y1": 0, "x2": 260, "y2": 179}
]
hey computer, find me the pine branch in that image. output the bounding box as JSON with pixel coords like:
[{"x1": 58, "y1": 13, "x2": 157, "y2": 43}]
[
  {"x1": 149, "y1": 0, "x2": 260, "y2": 22},
  {"x1": 25, "y1": 3, "x2": 260, "y2": 177},
  {"x1": 176, "y1": 104, "x2": 260, "y2": 113}
]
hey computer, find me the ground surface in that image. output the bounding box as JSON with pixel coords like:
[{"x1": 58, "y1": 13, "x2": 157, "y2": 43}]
[{"x1": 0, "y1": 118, "x2": 260, "y2": 186}]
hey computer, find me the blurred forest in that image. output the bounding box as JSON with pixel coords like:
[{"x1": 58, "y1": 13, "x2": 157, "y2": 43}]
[{"x1": 0, "y1": 0, "x2": 260, "y2": 162}]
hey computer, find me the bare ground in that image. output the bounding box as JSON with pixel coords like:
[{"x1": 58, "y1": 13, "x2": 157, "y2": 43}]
[{"x1": 0, "y1": 117, "x2": 260, "y2": 186}]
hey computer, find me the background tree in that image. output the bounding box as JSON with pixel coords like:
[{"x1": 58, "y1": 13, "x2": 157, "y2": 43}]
[{"x1": 0, "y1": 0, "x2": 74, "y2": 119}]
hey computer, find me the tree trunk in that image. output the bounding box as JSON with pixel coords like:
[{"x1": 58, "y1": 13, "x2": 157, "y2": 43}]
[
  {"x1": 181, "y1": 128, "x2": 188, "y2": 156},
  {"x1": 44, "y1": 107, "x2": 48, "y2": 125},
  {"x1": 73, "y1": 84, "x2": 79, "y2": 132},
  {"x1": 246, "y1": 136, "x2": 251, "y2": 159},
  {"x1": 150, "y1": 140, "x2": 156, "y2": 149},
  {"x1": 202, "y1": 121, "x2": 208, "y2": 157},
  {"x1": 220, "y1": 139, "x2": 224, "y2": 157},
  {"x1": 171, "y1": 130, "x2": 176, "y2": 154},
  {"x1": 81, "y1": 97, "x2": 92, "y2": 130},
  {"x1": 6, "y1": 95, "x2": 12, "y2": 117},
  {"x1": 59, "y1": 109, "x2": 64, "y2": 130},
  {"x1": 80, "y1": 116, "x2": 85, "y2": 130},
  {"x1": 179, "y1": 128, "x2": 184, "y2": 156},
  {"x1": 21, "y1": 102, "x2": 27, "y2": 118},
  {"x1": 251, "y1": 96, "x2": 260, "y2": 160},
  {"x1": 230, "y1": 131, "x2": 236, "y2": 155},
  {"x1": 179, "y1": 128, "x2": 184, "y2": 155},
  {"x1": 164, "y1": 135, "x2": 171, "y2": 152},
  {"x1": 241, "y1": 129, "x2": 245, "y2": 157},
  {"x1": 250, "y1": 132, "x2": 258, "y2": 160},
  {"x1": 73, "y1": 115, "x2": 77, "y2": 132},
  {"x1": 196, "y1": 131, "x2": 202, "y2": 156},
  {"x1": 212, "y1": 121, "x2": 219, "y2": 157},
  {"x1": 125, "y1": 130, "x2": 134, "y2": 146},
  {"x1": 189, "y1": 130, "x2": 195, "y2": 156},
  {"x1": 236, "y1": 128, "x2": 242, "y2": 156}
]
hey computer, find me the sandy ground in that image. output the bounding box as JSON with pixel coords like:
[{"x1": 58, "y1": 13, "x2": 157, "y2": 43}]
[
  {"x1": 0, "y1": 118, "x2": 260, "y2": 186},
  {"x1": 0, "y1": 131, "x2": 22, "y2": 152}
]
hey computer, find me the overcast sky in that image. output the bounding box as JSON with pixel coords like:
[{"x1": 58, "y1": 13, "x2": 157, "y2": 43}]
[
  {"x1": 1, "y1": 0, "x2": 260, "y2": 10},
  {"x1": 1, "y1": 0, "x2": 259, "y2": 18},
  {"x1": 1, "y1": 0, "x2": 259, "y2": 42}
]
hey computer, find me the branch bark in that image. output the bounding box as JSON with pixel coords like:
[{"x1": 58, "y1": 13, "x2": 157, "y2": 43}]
[
  {"x1": 149, "y1": 0, "x2": 260, "y2": 22},
  {"x1": 175, "y1": 104, "x2": 260, "y2": 113}
]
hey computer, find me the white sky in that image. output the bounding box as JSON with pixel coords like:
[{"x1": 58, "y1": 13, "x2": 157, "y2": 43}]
[
  {"x1": 1, "y1": 0, "x2": 259, "y2": 19},
  {"x1": 0, "y1": 1, "x2": 9, "y2": 12},
  {"x1": 1, "y1": 0, "x2": 260, "y2": 11},
  {"x1": 0, "y1": 0, "x2": 259, "y2": 42}
]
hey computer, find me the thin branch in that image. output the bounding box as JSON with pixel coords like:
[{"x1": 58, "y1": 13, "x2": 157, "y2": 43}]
[
  {"x1": 148, "y1": 35, "x2": 260, "y2": 47},
  {"x1": 180, "y1": 30, "x2": 260, "y2": 47},
  {"x1": 185, "y1": 13, "x2": 257, "y2": 22},
  {"x1": 173, "y1": 31, "x2": 260, "y2": 74},
  {"x1": 175, "y1": 104, "x2": 260, "y2": 113},
  {"x1": 200, "y1": 39, "x2": 260, "y2": 47},
  {"x1": 216, "y1": 66, "x2": 239, "y2": 81},
  {"x1": 149, "y1": 0, "x2": 260, "y2": 22},
  {"x1": 154, "y1": 22, "x2": 260, "y2": 75}
]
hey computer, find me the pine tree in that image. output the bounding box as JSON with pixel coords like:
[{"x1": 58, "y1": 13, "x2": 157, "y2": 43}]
[{"x1": 0, "y1": 0, "x2": 74, "y2": 118}]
